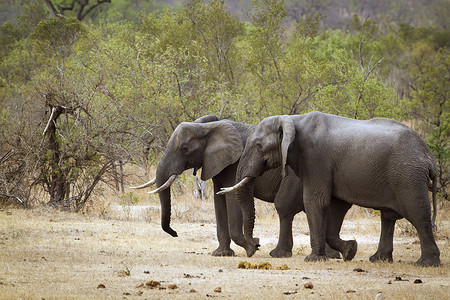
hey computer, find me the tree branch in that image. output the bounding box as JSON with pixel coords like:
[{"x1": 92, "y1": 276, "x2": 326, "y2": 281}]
[
  {"x1": 359, "y1": 15, "x2": 370, "y2": 72},
  {"x1": 364, "y1": 56, "x2": 384, "y2": 81},
  {"x1": 44, "y1": 0, "x2": 60, "y2": 17}
]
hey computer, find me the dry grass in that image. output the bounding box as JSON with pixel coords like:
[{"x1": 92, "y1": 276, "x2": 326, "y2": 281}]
[{"x1": 1, "y1": 178, "x2": 449, "y2": 299}]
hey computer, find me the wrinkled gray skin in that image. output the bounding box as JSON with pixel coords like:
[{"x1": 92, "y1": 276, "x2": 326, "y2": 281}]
[
  {"x1": 234, "y1": 111, "x2": 440, "y2": 266},
  {"x1": 154, "y1": 115, "x2": 355, "y2": 258}
]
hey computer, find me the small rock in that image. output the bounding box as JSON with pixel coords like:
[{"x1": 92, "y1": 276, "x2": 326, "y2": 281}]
[
  {"x1": 143, "y1": 270, "x2": 150, "y2": 274},
  {"x1": 394, "y1": 276, "x2": 408, "y2": 281},
  {"x1": 214, "y1": 287, "x2": 222, "y2": 293},
  {"x1": 189, "y1": 289, "x2": 197, "y2": 293},
  {"x1": 304, "y1": 282, "x2": 314, "y2": 289},
  {"x1": 218, "y1": 269, "x2": 223, "y2": 272},
  {"x1": 168, "y1": 284, "x2": 178, "y2": 290},
  {"x1": 97, "y1": 284, "x2": 106, "y2": 289},
  {"x1": 375, "y1": 292, "x2": 384, "y2": 299},
  {"x1": 136, "y1": 283, "x2": 144, "y2": 288},
  {"x1": 137, "y1": 290, "x2": 143, "y2": 296},
  {"x1": 346, "y1": 290, "x2": 356, "y2": 293},
  {"x1": 302, "y1": 277, "x2": 310, "y2": 280},
  {"x1": 145, "y1": 280, "x2": 161, "y2": 289},
  {"x1": 414, "y1": 279, "x2": 422, "y2": 284},
  {"x1": 353, "y1": 268, "x2": 365, "y2": 272},
  {"x1": 283, "y1": 291, "x2": 297, "y2": 295}
]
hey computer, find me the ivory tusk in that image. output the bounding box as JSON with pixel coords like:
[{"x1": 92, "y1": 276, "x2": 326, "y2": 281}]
[
  {"x1": 148, "y1": 174, "x2": 177, "y2": 194},
  {"x1": 217, "y1": 177, "x2": 252, "y2": 195},
  {"x1": 129, "y1": 177, "x2": 156, "y2": 189}
]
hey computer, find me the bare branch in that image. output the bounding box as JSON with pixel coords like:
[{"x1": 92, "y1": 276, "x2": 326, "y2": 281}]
[
  {"x1": 0, "y1": 149, "x2": 14, "y2": 165},
  {"x1": 364, "y1": 56, "x2": 385, "y2": 81},
  {"x1": 0, "y1": 193, "x2": 24, "y2": 205},
  {"x1": 43, "y1": 107, "x2": 57, "y2": 136},
  {"x1": 359, "y1": 15, "x2": 370, "y2": 72}
]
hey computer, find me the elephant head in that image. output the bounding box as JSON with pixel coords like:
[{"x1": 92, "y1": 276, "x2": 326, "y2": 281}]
[
  {"x1": 134, "y1": 117, "x2": 244, "y2": 237},
  {"x1": 218, "y1": 115, "x2": 296, "y2": 247},
  {"x1": 221, "y1": 115, "x2": 295, "y2": 194}
]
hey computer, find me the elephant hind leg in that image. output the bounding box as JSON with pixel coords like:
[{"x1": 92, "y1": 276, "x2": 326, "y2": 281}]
[
  {"x1": 403, "y1": 210, "x2": 440, "y2": 267},
  {"x1": 370, "y1": 210, "x2": 398, "y2": 263}
]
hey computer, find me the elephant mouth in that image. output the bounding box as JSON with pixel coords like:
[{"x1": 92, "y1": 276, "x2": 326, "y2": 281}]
[{"x1": 192, "y1": 167, "x2": 199, "y2": 176}]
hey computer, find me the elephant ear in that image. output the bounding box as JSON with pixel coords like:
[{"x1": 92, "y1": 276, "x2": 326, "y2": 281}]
[
  {"x1": 278, "y1": 116, "x2": 296, "y2": 177},
  {"x1": 201, "y1": 121, "x2": 243, "y2": 181}
]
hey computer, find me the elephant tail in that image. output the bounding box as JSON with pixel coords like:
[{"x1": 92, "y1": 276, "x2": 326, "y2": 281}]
[{"x1": 429, "y1": 166, "x2": 438, "y2": 230}]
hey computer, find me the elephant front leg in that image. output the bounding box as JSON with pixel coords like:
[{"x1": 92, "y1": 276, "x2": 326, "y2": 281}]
[
  {"x1": 211, "y1": 191, "x2": 235, "y2": 257},
  {"x1": 270, "y1": 214, "x2": 294, "y2": 258},
  {"x1": 270, "y1": 177, "x2": 302, "y2": 258},
  {"x1": 326, "y1": 199, "x2": 357, "y2": 261},
  {"x1": 303, "y1": 197, "x2": 328, "y2": 262}
]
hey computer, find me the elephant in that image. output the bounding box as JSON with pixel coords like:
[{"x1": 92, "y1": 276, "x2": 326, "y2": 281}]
[
  {"x1": 132, "y1": 115, "x2": 357, "y2": 259},
  {"x1": 221, "y1": 111, "x2": 440, "y2": 266}
]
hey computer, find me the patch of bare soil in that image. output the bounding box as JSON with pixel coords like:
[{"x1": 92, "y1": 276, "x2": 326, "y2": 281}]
[{"x1": 0, "y1": 207, "x2": 448, "y2": 299}]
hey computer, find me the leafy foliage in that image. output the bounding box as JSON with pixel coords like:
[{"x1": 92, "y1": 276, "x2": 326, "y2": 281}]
[{"x1": 0, "y1": 0, "x2": 448, "y2": 209}]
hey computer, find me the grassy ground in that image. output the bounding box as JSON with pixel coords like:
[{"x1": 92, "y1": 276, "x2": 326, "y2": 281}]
[{"x1": 0, "y1": 180, "x2": 449, "y2": 299}]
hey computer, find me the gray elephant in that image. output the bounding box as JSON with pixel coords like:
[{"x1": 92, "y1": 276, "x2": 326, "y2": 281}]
[
  {"x1": 222, "y1": 111, "x2": 440, "y2": 266},
  {"x1": 132, "y1": 115, "x2": 356, "y2": 259}
]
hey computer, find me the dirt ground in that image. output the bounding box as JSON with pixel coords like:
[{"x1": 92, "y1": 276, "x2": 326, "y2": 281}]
[{"x1": 0, "y1": 199, "x2": 449, "y2": 299}]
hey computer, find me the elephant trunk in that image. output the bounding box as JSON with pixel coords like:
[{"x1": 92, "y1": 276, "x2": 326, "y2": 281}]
[
  {"x1": 156, "y1": 155, "x2": 179, "y2": 237},
  {"x1": 235, "y1": 178, "x2": 258, "y2": 256},
  {"x1": 233, "y1": 145, "x2": 265, "y2": 256},
  {"x1": 158, "y1": 187, "x2": 178, "y2": 237}
]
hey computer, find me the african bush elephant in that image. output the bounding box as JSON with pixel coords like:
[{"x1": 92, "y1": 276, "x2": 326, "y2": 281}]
[
  {"x1": 132, "y1": 115, "x2": 356, "y2": 259},
  {"x1": 222, "y1": 111, "x2": 440, "y2": 266}
]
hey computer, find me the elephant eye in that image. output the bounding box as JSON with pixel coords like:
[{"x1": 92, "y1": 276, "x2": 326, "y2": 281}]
[
  {"x1": 256, "y1": 142, "x2": 262, "y2": 151},
  {"x1": 180, "y1": 146, "x2": 189, "y2": 154}
]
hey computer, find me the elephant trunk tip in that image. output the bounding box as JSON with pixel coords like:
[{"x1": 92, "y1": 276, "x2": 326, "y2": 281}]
[{"x1": 163, "y1": 226, "x2": 178, "y2": 237}]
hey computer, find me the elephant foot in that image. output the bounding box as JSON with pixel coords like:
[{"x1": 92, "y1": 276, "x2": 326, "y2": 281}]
[
  {"x1": 325, "y1": 244, "x2": 341, "y2": 259},
  {"x1": 415, "y1": 256, "x2": 441, "y2": 267},
  {"x1": 269, "y1": 247, "x2": 292, "y2": 258},
  {"x1": 244, "y1": 238, "x2": 260, "y2": 257},
  {"x1": 304, "y1": 253, "x2": 328, "y2": 262},
  {"x1": 212, "y1": 246, "x2": 235, "y2": 257},
  {"x1": 341, "y1": 240, "x2": 358, "y2": 261},
  {"x1": 369, "y1": 251, "x2": 393, "y2": 263}
]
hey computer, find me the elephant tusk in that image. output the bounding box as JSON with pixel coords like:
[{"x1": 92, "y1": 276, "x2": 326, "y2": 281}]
[
  {"x1": 217, "y1": 177, "x2": 252, "y2": 195},
  {"x1": 129, "y1": 177, "x2": 156, "y2": 189},
  {"x1": 148, "y1": 174, "x2": 178, "y2": 194}
]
